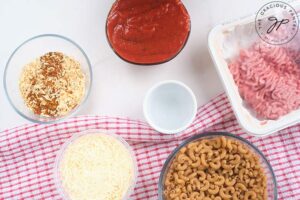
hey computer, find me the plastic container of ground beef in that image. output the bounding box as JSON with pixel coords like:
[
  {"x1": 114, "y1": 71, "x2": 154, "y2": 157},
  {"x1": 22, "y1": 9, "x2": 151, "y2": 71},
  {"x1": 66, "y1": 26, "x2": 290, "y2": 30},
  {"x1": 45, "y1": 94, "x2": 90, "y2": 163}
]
[{"x1": 208, "y1": 1, "x2": 300, "y2": 136}]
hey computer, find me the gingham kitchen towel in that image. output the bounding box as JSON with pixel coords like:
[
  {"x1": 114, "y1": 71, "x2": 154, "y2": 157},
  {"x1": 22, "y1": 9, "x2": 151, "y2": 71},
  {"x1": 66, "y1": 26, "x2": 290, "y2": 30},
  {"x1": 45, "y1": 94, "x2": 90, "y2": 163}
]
[{"x1": 0, "y1": 93, "x2": 300, "y2": 200}]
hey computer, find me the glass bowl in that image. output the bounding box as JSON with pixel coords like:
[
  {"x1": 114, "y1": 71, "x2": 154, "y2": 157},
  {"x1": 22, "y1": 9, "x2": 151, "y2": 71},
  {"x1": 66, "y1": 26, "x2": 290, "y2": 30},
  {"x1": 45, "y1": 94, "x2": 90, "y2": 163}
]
[
  {"x1": 105, "y1": 2, "x2": 191, "y2": 66},
  {"x1": 158, "y1": 132, "x2": 277, "y2": 200},
  {"x1": 53, "y1": 129, "x2": 138, "y2": 200},
  {"x1": 3, "y1": 34, "x2": 92, "y2": 124}
]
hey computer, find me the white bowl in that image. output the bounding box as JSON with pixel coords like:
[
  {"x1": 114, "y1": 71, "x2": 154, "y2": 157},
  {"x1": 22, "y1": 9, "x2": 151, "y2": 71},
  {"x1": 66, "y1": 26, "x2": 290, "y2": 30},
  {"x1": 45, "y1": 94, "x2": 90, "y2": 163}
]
[
  {"x1": 208, "y1": 1, "x2": 300, "y2": 136},
  {"x1": 143, "y1": 80, "x2": 197, "y2": 134}
]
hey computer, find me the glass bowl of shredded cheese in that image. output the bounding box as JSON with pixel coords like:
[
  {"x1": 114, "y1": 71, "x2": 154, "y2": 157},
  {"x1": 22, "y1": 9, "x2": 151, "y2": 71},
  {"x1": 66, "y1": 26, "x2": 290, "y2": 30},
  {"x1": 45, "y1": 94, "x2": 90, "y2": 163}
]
[
  {"x1": 54, "y1": 129, "x2": 138, "y2": 200},
  {"x1": 3, "y1": 34, "x2": 92, "y2": 124}
]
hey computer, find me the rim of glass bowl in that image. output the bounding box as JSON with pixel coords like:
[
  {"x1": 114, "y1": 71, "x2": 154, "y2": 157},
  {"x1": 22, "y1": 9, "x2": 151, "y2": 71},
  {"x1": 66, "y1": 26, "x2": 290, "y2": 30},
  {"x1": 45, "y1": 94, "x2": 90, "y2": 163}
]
[
  {"x1": 105, "y1": 1, "x2": 191, "y2": 66},
  {"x1": 158, "y1": 132, "x2": 278, "y2": 200},
  {"x1": 53, "y1": 129, "x2": 138, "y2": 200},
  {"x1": 3, "y1": 34, "x2": 93, "y2": 124}
]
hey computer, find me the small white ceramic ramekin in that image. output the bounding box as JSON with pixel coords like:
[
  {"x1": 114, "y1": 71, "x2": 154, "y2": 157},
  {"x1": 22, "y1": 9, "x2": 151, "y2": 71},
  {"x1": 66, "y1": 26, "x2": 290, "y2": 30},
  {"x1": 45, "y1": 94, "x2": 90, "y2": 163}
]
[{"x1": 143, "y1": 80, "x2": 197, "y2": 134}]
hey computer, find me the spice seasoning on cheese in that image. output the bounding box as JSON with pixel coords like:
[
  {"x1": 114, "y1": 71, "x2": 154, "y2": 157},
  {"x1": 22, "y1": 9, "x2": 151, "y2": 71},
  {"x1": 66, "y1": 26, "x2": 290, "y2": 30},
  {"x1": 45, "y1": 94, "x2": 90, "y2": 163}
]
[
  {"x1": 19, "y1": 52, "x2": 85, "y2": 117},
  {"x1": 59, "y1": 133, "x2": 135, "y2": 200}
]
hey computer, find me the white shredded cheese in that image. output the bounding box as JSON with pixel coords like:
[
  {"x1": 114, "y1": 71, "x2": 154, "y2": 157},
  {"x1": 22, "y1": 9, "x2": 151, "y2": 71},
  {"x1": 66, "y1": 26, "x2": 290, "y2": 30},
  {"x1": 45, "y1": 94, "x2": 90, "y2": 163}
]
[{"x1": 59, "y1": 133, "x2": 135, "y2": 200}]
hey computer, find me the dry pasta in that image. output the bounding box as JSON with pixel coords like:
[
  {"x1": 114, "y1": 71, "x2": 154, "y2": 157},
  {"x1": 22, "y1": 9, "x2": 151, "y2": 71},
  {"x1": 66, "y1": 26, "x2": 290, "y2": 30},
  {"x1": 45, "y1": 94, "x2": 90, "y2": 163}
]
[{"x1": 163, "y1": 136, "x2": 267, "y2": 200}]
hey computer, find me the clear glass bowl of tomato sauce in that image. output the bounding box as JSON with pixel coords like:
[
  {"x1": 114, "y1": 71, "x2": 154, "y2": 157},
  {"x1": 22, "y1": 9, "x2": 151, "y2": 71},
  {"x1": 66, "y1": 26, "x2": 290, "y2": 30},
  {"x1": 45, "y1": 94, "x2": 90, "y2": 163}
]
[{"x1": 106, "y1": 0, "x2": 191, "y2": 65}]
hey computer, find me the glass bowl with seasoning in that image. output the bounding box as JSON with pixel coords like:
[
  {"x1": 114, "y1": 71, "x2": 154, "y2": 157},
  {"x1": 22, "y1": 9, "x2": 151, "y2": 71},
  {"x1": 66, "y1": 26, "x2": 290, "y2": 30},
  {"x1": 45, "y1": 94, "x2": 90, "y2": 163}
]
[
  {"x1": 158, "y1": 132, "x2": 277, "y2": 200},
  {"x1": 4, "y1": 34, "x2": 92, "y2": 124},
  {"x1": 106, "y1": 0, "x2": 191, "y2": 65},
  {"x1": 53, "y1": 129, "x2": 138, "y2": 200}
]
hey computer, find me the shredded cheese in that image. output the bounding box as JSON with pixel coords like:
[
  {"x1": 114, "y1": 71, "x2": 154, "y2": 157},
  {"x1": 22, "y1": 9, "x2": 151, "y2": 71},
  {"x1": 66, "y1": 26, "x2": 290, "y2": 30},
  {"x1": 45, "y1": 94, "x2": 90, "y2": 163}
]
[{"x1": 59, "y1": 133, "x2": 134, "y2": 200}]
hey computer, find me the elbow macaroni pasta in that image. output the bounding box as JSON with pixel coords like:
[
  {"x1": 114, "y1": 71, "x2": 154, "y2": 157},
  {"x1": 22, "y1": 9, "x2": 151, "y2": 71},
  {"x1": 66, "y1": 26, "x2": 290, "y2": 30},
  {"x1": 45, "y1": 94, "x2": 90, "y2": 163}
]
[{"x1": 163, "y1": 136, "x2": 267, "y2": 200}]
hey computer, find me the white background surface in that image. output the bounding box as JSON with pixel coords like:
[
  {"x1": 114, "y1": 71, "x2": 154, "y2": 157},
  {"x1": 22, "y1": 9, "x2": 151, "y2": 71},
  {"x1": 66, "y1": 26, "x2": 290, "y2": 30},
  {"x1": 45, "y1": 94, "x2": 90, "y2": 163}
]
[{"x1": 0, "y1": 0, "x2": 268, "y2": 131}]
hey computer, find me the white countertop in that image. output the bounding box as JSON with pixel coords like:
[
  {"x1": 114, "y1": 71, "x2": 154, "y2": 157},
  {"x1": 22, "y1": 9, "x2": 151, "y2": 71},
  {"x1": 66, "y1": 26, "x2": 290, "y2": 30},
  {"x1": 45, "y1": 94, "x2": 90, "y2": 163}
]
[{"x1": 0, "y1": 0, "x2": 267, "y2": 131}]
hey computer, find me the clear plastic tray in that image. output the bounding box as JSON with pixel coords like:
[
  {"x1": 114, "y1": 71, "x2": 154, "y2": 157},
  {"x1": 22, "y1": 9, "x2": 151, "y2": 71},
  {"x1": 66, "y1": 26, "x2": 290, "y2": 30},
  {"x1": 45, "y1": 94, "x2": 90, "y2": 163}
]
[{"x1": 208, "y1": 1, "x2": 300, "y2": 136}]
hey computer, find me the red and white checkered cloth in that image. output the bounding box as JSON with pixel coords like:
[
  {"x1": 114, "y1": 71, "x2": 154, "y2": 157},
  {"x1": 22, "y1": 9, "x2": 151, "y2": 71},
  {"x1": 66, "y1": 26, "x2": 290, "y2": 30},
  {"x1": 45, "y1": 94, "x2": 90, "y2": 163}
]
[{"x1": 1, "y1": 93, "x2": 300, "y2": 200}]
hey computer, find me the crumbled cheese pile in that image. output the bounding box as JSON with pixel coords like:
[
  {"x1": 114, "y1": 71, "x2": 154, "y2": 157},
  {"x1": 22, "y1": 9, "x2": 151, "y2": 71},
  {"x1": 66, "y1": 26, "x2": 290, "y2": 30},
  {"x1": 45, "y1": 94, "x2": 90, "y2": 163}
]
[
  {"x1": 19, "y1": 52, "x2": 85, "y2": 117},
  {"x1": 59, "y1": 133, "x2": 135, "y2": 200}
]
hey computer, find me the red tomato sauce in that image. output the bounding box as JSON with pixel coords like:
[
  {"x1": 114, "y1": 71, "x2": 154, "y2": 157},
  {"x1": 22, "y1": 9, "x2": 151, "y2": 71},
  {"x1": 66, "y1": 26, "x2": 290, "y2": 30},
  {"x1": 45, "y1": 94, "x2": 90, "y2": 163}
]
[{"x1": 106, "y1": 0, "x2": 191, "y2": 65}]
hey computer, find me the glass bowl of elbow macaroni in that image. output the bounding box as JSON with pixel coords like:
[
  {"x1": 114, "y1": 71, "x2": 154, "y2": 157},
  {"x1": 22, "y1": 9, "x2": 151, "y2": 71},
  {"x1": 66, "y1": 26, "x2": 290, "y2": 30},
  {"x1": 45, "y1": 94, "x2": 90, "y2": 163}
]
[{"x1": 158, "y1": 132, "x2": 277, "y2": 200}]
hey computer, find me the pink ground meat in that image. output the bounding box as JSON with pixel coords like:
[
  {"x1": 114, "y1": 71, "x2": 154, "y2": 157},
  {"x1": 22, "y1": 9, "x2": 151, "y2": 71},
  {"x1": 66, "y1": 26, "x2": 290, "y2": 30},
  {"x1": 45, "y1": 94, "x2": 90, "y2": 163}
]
[{"x1": 229, "y1": 42, "x2": 300, "y2": 120}]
